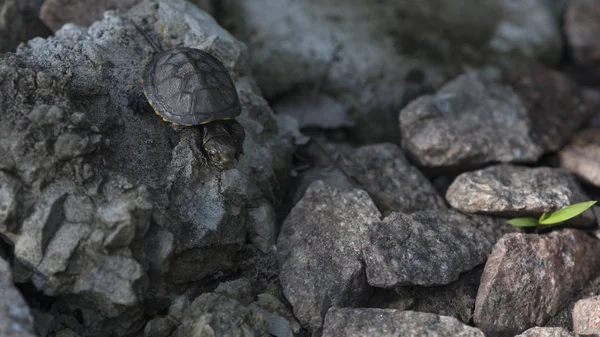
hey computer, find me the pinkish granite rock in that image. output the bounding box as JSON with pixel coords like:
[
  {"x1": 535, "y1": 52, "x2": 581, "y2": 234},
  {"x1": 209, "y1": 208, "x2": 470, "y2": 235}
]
[
  {"x1": 573, "y1": 295, "x2": 600, "y2": 335},
  {"x1": 559, "y1": 128, "x2": 600, "y2": 188},
  {"x1": 474, "y1": 229, "x2": 600, "y2": 337}
]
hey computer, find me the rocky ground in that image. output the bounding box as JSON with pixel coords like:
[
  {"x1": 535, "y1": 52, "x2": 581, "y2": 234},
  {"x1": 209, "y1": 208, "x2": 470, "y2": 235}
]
[{"x1": 0, "y1": 0, "x2": 600, "y2": 337}]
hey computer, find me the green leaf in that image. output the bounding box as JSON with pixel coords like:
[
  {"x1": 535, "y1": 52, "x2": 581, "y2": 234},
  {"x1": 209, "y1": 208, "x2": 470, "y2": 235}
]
[
  {"x1": 538, "y1": 212, "x2": 550, "y2": 223},
  {"x1": 507, "y1": 217, "x2": 540, "y2": 227},
  {"x1": 538, "y1": 200, "x2": 598, "y2": 225}
]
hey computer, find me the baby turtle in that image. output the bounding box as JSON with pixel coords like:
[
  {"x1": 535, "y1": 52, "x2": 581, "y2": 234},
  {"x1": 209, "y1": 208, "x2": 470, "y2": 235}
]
[{"x1": 131, "y1": 20, "x2": 245, "y2": 169}]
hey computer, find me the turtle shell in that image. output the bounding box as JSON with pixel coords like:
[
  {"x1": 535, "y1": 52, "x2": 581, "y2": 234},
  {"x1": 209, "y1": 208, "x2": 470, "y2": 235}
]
[{"x1": 142, "y1": 47, "x2": 241, "y2": 126}]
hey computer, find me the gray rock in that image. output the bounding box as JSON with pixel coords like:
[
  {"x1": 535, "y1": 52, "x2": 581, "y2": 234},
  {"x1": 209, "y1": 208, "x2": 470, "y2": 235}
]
[
  {"x1": 40, "y1": 0, "x2": 140, "y2": 32},
  {"x1": 514, "y1": 327, "x2": 579, "y2": 337},
  {"x1": 564, "y1": 0, "x2": 600, "y2": 68},
  {"x1": 559, "y1": 128, "x2": 600, "y2": 188},
  {"x1": 0, "y1": 0, "x2": 51, "y2": 52},
  {"x1": 252, "y1": 293, "x2": 301, "y2": 335},
  {"x1": 0, "y1": 171, "x2": 21, "y2": 233},
  {"x1": 173, "y1": 293, "x2": 270, "y2": 337},
  {"x1": 144, "y1": 315, "x2": 179, "y2": 337},
  {"x1": 340, "y1": 143, "x2": 447, "y2": 216},
  {"x1": 0, "y1": 257, "x2": 36, "y2": 337},
  {"x1": 573, "y1": 295, "x2": 600, "y2": 335},
  {"x1": 399, "y1": 72, "x2": 543, "y2": 171},
  {"x1": 215, "y1": 278, "x2": 254, "y2": 306},
  {"x1": 322, "y1": 307, "x2": 485, "y2": 337},
  {"x1": 1, "y1": 0, "x2": 293, "y2": 335},
  {"x1": 362, "y1": 210, "x2": 508, "y2": 288},
  {"x1": 248, "y1": 304, "x2": 294, "y2": 337},
  {"x1": 223, "y1": 0, "x2": 562, "y2": 143},
  {"x1": 504, "y1": 64, "x2": 593, "y2": 153},
  {"x1": 446, "y1": 164, "x2": 596, "y2": 227},
  {"x1": 474, "y1": 229, "x2": 600, "y2": 337},
  {"x1": 277, "y1": 180, "x2": 381, "y2": 332}
]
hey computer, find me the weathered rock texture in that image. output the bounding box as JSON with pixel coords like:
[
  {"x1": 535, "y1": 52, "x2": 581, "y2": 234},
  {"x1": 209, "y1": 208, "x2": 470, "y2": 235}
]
[
  {"x1": 278, "y1": 180, "x2": 508, "y2": 333},
  {"x1": 0, "y1": 0, "x2": 293, "y2": 335},
  {"x1": 222, "y1": 0, "x2": 562, "y2": 143},
  {"x1": 573, "y1": 295, "x2": 600, "y2": 335},
  {"x1": 400, "y1": 65, "x2": 592, "y2": 172},
  {"x1": 341, "y1": 143, "x2": 447, "y2": 216},
  {"x1": 322, "y1": 307, "x2": 485, "y2": 337},
  {"x1": 474, "y1": 229, "x2": 600, "y2": 337},
  {"x1": 399, "y1": 72, "x2": 543, "y2": 171},
  {"x1": 277, "y1": 180, "x2": 381, "y2": 332},
  {"x1": 362, "y1": 211, "x2": 508, "y2": 288},
  {"x1": 446, "y1": 164, "x2": 595, "y2": 226}
]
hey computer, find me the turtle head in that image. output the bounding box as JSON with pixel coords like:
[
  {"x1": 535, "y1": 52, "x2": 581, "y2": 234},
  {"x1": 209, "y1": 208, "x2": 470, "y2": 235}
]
[{"x1": 202, "y1": 121, "x2": 239, "y2": 169}]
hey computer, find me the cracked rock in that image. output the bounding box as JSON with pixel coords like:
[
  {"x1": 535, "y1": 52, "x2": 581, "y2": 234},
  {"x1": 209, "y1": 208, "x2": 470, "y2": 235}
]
[
  {"x1": 223, "y1": 0, "x2": 562, "y2": 143},
  {"x1": 446, "y1": 164, "x2": 595, "y2": 226},
  {"x1": 573, "y1": 295, "x2": 600, "y2": 335},
  {"x1": 474, "y1": 229, "x2": 600, "y2": 337},
  {"x1": 322, "y1": 307, "x2": 485, "y2": 337},
  {"x1": 362, "y1": 210, "x2": 508, "y2": 288},
  {"x1": 277, "y1": 180, "x2": 381, "y2": 332},
  {"x1": 0, "y1": 257, "x2": 36, "y2": 337}
]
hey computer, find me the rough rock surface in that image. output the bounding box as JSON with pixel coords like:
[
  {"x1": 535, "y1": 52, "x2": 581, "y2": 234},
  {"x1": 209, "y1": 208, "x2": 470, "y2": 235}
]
[
  {"x1": 1, "y1": 0, "x2": 293, "y2": 335},
  {"x1": 474, "y1": 229, "x2": 600, "y2": 337},
  {"x1": 222, "y1": 0, "x2": 562, "y2": 143},
  {"x1": 341, "y1": 143, "x2": 447, "y2": 216},
  {"x1": 0, "y1": 0, "x2": 51, "y2": 53},
  {"x1": 277, "y1": 180, "x2": 381, "y2": 332},
  {"x1": 559, "y1": 128, "x2": 600, "y2": 188},
  {"x1": 322, "y1": 307, "x2": 485, "y2": 337},
  {"x1": 362, "y1": 210, "x2": 508, "y2": 288},
  {"x1": 0, "y1": 257, "x2": 36, "y2": 337},
  {"x1": 564, "y1": 0, "x2": 600, "y2": 68},
  {"x1": 446, "y1": 164, "x2": 595, "y2": 226},
  {"x1": 400, "y1": 65, "x2": 592, "y2": 172},
  {"x1": 173, "y1": 293, "x2": 270, "y2": 337},
  {"x1": 573, "y1": 295, "x2": 600, "y2": 335},
  {"x1": 514, "y1": 327, "x2": 579, "y2": 337},
  {"x1": 290, "y1": 141, "x2": 446, "y2": 216},
  {"x1": 504, "y1": 64, "x2": 593, "y2": 153},
  {"x1": 399, "y1": 72, "x2": 543, "y2": 171}
]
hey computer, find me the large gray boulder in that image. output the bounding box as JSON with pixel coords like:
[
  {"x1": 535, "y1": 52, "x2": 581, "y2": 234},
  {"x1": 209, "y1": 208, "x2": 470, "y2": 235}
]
[{"x1": 0, "y1": 0, "x2": 293, "y2": 335}]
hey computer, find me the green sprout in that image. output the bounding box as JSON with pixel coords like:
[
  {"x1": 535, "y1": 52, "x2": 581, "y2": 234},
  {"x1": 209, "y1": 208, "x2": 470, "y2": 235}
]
[{"x1": 507, "y1": 200, "x2": 598, "y2": 228}]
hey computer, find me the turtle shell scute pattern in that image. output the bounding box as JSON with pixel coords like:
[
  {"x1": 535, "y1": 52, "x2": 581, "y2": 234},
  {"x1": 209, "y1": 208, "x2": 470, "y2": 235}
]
[{"x1": 142, "y1": 47, "x2": 241, "y2": 125}]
